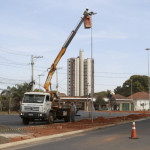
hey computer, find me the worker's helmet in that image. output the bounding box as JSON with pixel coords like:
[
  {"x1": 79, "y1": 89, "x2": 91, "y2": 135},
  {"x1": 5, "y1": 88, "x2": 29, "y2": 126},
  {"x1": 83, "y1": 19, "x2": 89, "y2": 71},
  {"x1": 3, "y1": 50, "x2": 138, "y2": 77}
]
[{"x1": 86, "y1": 7, "x2": 89, "y2": 10}]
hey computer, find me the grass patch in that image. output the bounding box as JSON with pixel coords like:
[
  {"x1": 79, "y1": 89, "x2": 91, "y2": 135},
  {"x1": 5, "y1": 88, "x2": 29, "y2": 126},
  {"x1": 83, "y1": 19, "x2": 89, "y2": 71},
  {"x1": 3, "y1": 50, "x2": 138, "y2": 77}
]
[
  {"x1": 0, "y1": 136, "x2": 10, "y2": 144},
  {"x1": 0, "y1": 111, "x2": 19, "y2": 115}
]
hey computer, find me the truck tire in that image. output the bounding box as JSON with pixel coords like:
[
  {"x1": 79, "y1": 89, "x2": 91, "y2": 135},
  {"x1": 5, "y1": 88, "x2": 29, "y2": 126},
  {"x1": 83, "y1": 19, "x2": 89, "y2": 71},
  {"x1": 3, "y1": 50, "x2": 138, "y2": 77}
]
[
  {"x1": 64, "y1": 110, "x2": 70, "y2": 122},
  {"x1": 22, "y1": 118, "x2": 29, "y2": 125},
  {"x1": 47, "y1": 112, "x2": 54, "y2": 124},
  {"x1": 64, "y1": 116, "x2": 70, "y2": 122}
]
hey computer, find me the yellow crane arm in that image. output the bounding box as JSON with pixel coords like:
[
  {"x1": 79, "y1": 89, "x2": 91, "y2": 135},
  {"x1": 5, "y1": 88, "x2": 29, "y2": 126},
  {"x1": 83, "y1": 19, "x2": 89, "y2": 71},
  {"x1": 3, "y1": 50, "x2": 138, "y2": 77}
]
[{"x1": 44, "y1": 47, "x2": 66, "y2": 92}]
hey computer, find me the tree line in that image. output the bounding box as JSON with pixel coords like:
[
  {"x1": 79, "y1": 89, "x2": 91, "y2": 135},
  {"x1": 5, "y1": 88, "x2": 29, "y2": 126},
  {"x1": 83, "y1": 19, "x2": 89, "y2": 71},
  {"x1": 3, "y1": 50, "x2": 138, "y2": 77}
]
[{"x1": 0, "y1": 83, "x2": 32, "y2": 112}]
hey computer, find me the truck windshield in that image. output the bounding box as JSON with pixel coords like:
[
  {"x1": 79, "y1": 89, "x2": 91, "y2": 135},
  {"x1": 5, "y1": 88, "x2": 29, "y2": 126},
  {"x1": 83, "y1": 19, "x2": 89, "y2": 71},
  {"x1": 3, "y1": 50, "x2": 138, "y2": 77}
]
[{"x1": 23, "y1": 94, "x2": 45, "y2": 103}]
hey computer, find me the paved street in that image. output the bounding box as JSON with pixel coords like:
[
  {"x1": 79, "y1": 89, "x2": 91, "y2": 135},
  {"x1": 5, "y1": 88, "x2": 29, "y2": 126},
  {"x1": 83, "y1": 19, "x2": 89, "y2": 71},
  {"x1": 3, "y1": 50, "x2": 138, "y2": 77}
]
[
  {"x1": 4, "y1": 118, "x2": 150, "y2": 150},
  {"x1": 0, "y1": 111, "x2": 137, "y2": 129}
]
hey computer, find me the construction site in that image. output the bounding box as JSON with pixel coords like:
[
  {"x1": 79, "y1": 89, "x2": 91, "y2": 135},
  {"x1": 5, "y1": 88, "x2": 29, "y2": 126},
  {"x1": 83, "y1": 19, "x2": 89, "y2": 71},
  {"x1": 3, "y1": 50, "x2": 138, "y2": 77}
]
[{"x1": 1, "y1": 1, "x2": 150, "y2": 149}]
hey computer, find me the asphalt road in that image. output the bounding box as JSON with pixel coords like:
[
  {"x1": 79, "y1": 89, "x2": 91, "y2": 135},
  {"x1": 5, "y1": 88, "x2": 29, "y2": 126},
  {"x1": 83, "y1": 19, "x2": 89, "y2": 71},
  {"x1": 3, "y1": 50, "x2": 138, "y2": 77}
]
[
  {"x1": 0, "y1": 111, "x2": 135, "y2": 129},
  {"x1": 6, "y1": 118, "x2": 150, "y2": 150}
]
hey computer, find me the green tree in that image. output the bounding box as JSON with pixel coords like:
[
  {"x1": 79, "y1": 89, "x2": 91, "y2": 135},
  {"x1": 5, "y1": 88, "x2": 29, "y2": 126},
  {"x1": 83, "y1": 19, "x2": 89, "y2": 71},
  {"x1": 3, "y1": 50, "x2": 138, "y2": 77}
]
[
  {"x1": 114, "y1": 75, "x2": 148, "y2": 97},
  {"x1": 1, "y1": 83, "x2": 32, "y2": 111},
  {"x1": 106, "y1": 90, "x2": 117, "y2": 110},
  {"x1": 94, "y1": 91, "x2": 108, "y2": 110}
]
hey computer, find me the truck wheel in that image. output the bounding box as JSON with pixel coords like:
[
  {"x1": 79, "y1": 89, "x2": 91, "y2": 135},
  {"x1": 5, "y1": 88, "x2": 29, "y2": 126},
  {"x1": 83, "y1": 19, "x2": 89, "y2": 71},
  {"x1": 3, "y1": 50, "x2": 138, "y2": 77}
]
[
  {"x1": 64, "y1": 114, "x2": 70, "y2": 122},
  {"x1": 22, "y1": 118, "x2": 29, "y2": 125},
  {"x1": 47, "y1": 112, "x2": 54, "y2": 124},
  {"x1": 64, "y1": 116, "x2": 70, "y2": 122}
]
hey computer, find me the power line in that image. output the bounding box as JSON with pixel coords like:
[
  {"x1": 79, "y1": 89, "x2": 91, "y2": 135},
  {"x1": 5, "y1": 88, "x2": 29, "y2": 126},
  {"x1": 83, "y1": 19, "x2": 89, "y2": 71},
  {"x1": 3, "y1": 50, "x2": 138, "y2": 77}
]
[
  {"x1": 0, "y1": 76, "x2": 30, "y2": 82},
  {"x1": 0, "y1": 81, "x2": 25, "y2": 85},
  {"x1": 0, "y1": 46, "x2": 30, "y2": 56}
]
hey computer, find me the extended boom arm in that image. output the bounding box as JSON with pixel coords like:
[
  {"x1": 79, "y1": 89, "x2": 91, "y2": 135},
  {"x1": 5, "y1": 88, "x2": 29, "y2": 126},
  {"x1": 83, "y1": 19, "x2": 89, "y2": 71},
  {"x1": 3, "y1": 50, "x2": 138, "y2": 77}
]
[{"x1": 44, "y1": 12, "x2": 93, "y2": 92}]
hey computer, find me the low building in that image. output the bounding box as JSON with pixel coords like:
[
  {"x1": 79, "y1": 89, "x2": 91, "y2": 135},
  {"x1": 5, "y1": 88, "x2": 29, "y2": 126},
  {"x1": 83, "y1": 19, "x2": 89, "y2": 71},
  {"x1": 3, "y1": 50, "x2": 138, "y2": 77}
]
[
  {"x1": 128, "y1": 92, "x2": 149, "y2": 111},
  {"x1": 112, "y1": 94, "x2": 134, "y2": 111}
]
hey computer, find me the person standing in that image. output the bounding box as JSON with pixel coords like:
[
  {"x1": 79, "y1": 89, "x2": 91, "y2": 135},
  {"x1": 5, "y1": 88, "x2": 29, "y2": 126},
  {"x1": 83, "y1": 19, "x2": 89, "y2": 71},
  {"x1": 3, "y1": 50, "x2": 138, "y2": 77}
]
[
  {"x1": 83, "y1": 8, "x2": 89, "y2": 16},
  {"x1": 70, "y1": 102, "x2": 76, "y2": 122}
]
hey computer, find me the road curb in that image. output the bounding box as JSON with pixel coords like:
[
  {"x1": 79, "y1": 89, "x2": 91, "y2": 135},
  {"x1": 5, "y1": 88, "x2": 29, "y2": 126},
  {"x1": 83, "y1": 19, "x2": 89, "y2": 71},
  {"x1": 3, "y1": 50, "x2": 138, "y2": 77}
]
[
  {"x1": 0, "y1": 117, "x2": 149, "y2": 149},
  {"x1": 0, "y1": 127, "x2": 103, "y2": 149}
]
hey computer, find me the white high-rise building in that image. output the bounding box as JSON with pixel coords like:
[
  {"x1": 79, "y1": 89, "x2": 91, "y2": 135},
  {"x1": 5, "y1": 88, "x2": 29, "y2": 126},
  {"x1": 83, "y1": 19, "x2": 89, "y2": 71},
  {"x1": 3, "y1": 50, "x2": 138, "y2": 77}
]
[
  {"x1": 67, "y1": 50, "x2": 94, "y2": 96},
  {"x1": 75, "y1": 57, "x2": 79, "y2": 96},
  {"x1": 79, "y1": 50, "x2": 84, "y2": 96},
  {"x1": 67, "y1": 58, "x2": 75, "y2": 96},
  {"x1": 84, "y1": 58, "x2": 94, "y2": 96}
]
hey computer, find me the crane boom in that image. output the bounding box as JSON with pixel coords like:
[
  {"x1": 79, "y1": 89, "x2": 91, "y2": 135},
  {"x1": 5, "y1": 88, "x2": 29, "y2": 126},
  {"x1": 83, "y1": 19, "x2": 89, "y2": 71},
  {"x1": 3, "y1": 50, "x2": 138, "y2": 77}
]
[{"x1": 44, "y1": 12, "x2": 93, "y2": 92}]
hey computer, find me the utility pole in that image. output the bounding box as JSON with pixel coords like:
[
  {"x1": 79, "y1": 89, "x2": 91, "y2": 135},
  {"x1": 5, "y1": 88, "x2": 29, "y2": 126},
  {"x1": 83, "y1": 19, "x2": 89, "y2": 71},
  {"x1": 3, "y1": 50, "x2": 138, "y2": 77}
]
[
  {"x1": 145, "y1": 48, "x2": 150, "y2": 113},
  {"x1": 31, "y1": 55, "x2": 43, "y2": 91},
  {"x1": 131, "y1": 79, "x2": 134, "y2": 110},
  {"x1": 56, "y1": 69, "x2": 58, "y2": 95},
  {"x1": 90, "y1": 11, "x2": 97, "y2": 123},
  {"x1": 86, "y1": 83, "x2": 90, "y2": 111},
  {"x1": 38, "y1": 74, "x2": 44, "y2": 91},
  {"x1": 8, "y1": 93, "x2": 11, "y2": 114},
  {"x1": 56, "y1": 67, "x2": 63, "y2": 95},
  {"x1": 31, "y1": 55, "x2": 34, "y2": 91}
]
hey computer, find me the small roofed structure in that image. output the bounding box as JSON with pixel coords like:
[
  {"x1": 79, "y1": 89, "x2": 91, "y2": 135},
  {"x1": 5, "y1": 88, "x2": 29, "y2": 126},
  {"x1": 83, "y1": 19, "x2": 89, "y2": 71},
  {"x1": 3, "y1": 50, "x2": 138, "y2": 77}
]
[
  {"x1": 112, "y1": 94, "x2": 134, "y2": 111},
  {"x1": 128, "y1": 92, "x2": 149, "y2": 111}
]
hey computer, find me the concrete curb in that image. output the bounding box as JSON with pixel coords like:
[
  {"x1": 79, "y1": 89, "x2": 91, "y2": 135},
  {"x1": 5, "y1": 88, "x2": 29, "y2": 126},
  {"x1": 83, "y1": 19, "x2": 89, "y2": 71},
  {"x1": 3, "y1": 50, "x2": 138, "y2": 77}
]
[
  {"x1": 0, "y1": 117, "x2": 149, "y2": 149},
  {"x1": 0, "y1": 127, "x2": 102, "y2": 149}
]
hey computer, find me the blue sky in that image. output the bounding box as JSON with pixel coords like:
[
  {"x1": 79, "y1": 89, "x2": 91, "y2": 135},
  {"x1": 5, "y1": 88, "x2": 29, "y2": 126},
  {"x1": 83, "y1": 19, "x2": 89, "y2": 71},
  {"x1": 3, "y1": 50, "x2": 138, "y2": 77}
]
[{"x1": 0, "y1": 0, "x2": 150, "y2": 94}]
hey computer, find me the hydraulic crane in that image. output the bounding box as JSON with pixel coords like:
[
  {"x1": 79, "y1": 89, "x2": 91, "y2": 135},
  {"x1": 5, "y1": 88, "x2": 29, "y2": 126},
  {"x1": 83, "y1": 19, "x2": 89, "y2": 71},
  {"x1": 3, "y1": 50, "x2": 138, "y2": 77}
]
[
  {"x1": 44, "y1": 10, "x2": 96, "y2": 102},
  {"x1": 20, "y1": 10, "x2": 96, "y2": 125}
]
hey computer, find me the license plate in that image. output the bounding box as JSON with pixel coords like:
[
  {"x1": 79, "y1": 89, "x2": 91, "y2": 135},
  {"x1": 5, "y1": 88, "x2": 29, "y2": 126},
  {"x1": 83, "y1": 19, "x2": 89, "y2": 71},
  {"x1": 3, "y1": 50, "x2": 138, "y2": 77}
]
[
  {"x1": 63, "y1": 111, "x2": 67, "y2": 116},
  {"x1": 28, "y1": 113, "x2": 33, "y2": 116}
]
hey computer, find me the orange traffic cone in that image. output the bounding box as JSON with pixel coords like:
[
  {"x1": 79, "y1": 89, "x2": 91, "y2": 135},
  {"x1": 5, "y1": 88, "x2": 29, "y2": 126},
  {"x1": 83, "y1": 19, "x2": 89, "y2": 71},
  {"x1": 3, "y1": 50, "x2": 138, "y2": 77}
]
[{"x1": 130, "y1": 121, "x2": 138, "y2": 139}]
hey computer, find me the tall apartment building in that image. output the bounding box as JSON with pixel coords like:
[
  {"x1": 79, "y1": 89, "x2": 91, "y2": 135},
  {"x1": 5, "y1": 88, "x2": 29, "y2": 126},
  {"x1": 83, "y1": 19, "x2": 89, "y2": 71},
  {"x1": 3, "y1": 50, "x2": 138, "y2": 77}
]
[
  {"x1": 84, "y1": 58, "x2": 94, "y2": 96},
  {"x1": 67, "y1": 50, "x2": 94, "y2": 96}
]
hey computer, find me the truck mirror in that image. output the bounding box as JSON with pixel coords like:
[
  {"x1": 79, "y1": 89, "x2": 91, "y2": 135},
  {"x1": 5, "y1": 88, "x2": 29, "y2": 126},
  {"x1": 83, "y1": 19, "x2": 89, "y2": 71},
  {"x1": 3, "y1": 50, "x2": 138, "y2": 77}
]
[{"x1": 46, "y1": 96, "x2": 50, "y2": 102}]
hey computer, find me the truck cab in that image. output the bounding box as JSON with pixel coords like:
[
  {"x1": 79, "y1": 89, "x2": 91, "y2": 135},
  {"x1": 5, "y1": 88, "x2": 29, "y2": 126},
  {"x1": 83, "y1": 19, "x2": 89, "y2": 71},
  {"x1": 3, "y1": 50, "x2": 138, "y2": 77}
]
[{"x1": 20, "y1": 92, "x2": 53, "y2": 125}]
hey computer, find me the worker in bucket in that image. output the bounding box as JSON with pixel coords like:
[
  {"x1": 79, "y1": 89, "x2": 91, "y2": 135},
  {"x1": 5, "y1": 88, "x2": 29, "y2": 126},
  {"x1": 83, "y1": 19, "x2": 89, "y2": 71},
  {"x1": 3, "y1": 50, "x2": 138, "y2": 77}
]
[
  {"x1": 83, "y1": 8, "x2": 89, "y2": 16},
  {"x1": 70, "y1": 102, "x2": 76, "y2": 122}
]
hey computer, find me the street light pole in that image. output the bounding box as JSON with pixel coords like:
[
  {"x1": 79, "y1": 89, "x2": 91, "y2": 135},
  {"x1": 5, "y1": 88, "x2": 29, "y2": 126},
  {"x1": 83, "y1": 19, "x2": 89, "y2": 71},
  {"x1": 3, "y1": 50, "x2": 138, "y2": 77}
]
[
  {"x1": 90, "y1": 11, "x2": 97, "y2": 123},
  {"x1": 145, "y1": 48, "x2": 150, "y2": 113}
]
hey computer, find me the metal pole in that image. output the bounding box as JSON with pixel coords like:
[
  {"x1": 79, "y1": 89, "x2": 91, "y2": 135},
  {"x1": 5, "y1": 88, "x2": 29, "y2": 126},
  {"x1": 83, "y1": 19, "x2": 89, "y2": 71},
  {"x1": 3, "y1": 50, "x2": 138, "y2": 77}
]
[
  {"x1": 39, "y1": 75, "x2": 41, "y2": 91},
  {"x1": 90, "y1": 11, "x2": 97, "y2": 123},
  {"x1": 8, "y1": 93, "x2": 11, "y2": 114},
  {"x1": 131, "y1": 79, "x2": 133, "y2": 98},
  {"x1": 87, "y1": 83, "x2": 89, "y2": 111},
  {"x1": 131, "y1": 79, "x2": 133, "y2": 110},
  {"x1": 145, "y1": 48, "x2": 150, "y2": 113},
  {"x1": 31, "y1": 55, "x2": 34, "y2": 91},
  {"x1": 87, "y1": 94, "x2": 88, "y2": 111},
  {"x1": 91, "y1": 15, "x2": 93, "y2": 123},
  {"x1": 109, "y1": 93, "x2": 111, "y2": 115},
  {"x1": 38, "y1": 74, "x2": 44, "y2": 91},
  {"x1": 56, "y1": 69, "x2": 58, "y2": 95}
]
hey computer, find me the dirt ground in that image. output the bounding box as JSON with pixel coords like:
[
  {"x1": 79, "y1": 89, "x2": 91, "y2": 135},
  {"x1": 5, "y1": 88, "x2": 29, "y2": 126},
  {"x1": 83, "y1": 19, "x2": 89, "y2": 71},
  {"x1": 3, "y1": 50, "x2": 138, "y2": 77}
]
[{"x1": 7, "y1": 112, "x2": 150, "y2": 143}]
